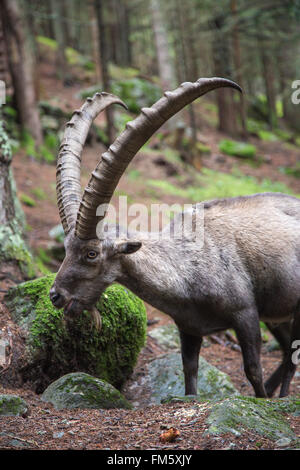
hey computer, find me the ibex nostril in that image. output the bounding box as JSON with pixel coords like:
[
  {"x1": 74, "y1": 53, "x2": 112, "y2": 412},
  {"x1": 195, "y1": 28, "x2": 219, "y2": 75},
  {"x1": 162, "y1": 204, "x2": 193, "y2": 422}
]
[{"x1": 50, "y1": 290, "x2": 61, "y2": 304}]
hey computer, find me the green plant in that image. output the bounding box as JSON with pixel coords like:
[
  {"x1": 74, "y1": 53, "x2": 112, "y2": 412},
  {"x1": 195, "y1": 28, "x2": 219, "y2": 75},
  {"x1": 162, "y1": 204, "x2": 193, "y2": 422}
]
[
  {"x1": 219, "y1": 139, "x2": 256, "y2": 159},
  {"x1": 147, "y1": 168, "x2": 298, "y2": 202},
  {"x1": 20, "y1": 193, "x2": 36, "y2": 207},
  {"x1": 31, "y1": 188, "x2": 47, "y2": 201}
]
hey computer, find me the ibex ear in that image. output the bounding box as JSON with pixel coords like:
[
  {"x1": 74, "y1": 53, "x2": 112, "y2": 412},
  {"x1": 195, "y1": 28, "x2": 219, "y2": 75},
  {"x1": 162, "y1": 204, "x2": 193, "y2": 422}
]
[{"x1": 113, "y1": 240, "x2": 142, "y2": 256}]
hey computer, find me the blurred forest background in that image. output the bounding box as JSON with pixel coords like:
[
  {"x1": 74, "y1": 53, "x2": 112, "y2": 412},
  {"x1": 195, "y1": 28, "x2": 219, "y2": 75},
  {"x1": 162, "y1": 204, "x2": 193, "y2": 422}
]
[{"x1": 0, "y1": 0, "x2": 300, "y2": 282}]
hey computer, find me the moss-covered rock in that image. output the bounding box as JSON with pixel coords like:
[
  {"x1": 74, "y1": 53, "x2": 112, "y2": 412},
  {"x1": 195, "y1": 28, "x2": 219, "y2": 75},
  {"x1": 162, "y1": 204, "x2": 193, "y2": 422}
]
[
  {"x1": 0, "y1": 394, "x2": 29, "y2": 416},
  {"x1": 219, "y1": 139, "x2": 256, "y2": 159},
  {"x1": 5, "y1": 274, "x2": 147, "y2": 391},
  {"x1": 0, "y1": 226, "x2": 36, "y2": 279},
  {"x1": 147, "y1": 352, "x2": 238, "y2": 404},
  {"x1": 206, "y1": 396, "x2": 300, "y2": 442},
  {"x1": 41, "y1": 372, "x2": 132, "y2": 410}
]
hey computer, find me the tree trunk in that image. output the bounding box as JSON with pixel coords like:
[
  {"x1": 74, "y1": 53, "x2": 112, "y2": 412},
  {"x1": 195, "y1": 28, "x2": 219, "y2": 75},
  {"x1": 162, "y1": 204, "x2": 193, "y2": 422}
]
[
  {"x1": 259, "y1": 41, "x2": 277, "y2": 129},
  {"x1": 0, "y1": 9, "x2": 10, "y2": 94},
  {"x1": 212, "y1": 15, "x2": 238, "y2": 136},
  {"x1": 1, "y1": 0, "x2": 43, "y2": 147},
  {"x1": 50, "y1": 0, "x2": 71, "y2": 85},
  {"x1": 0, "y1": 121, "x2": 35, "y2": 291},
  {"x1": 94, "y1": 0, "x2": 115, "y2": 145},
  {"x1": 176, "y1": 0, "x2": 197, "y2": 142},
  {"x1": 150, "y1": 0, "x2": 183, "y2": 134},
  {"x1": 230, "y1": 0, "x2": 247, "y2": 136},
  {"x1": 89, "y1": 0, "x2": 102, "y2": 82},
  {"x1": 150, "y1": 0, "x2": 175, "y2": 92}
]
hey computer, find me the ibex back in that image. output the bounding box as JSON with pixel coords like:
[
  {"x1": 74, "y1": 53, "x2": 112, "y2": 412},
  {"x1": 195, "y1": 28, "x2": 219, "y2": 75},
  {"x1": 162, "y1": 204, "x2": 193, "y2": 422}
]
[{"x1": 50, "y1": 78, "x2": 300, "y2": 398}]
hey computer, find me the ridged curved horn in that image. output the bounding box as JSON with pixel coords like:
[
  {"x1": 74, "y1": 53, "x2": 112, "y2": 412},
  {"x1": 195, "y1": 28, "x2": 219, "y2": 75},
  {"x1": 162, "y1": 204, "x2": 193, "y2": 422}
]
[
  {"x1": 75, "y1": 77, "x2": 242, "y2": 240},
  {"x1": 56, "y1": 92, "x2": 127, "y2": 233}
]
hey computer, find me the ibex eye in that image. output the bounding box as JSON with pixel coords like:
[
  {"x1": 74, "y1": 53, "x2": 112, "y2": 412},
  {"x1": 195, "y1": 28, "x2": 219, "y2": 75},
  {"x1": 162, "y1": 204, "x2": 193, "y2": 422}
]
[{"x1": 87, "y1": 250, "x2": 98, "y2": 259}]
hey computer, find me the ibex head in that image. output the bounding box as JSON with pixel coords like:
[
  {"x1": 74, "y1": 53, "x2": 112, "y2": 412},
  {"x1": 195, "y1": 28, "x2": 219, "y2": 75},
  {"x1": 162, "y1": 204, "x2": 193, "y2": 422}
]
[{"x1": 49, "y1": 78, "x2": 241, "y2": 326}]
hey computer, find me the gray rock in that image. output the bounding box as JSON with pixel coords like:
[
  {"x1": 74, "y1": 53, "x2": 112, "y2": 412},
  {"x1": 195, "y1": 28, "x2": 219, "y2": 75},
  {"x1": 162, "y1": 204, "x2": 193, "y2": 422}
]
[
  {"x1": 206, "y1": 396, "x2": 299, "y2": 442},
  {"x1": 275, "y1": 437, "x2": 292, "y2": 448},
  {"x1": 48, "y1": 224, "x2": 65, "y2": 244},
  {"x1": 147, "y1": 352, "x2": 238, "y2": 403},
  {"x1": 148, "y1": 324, "x2": 181, "y2": 350},
  {"x1": 148, "y1": 324, "x2": 210, "y2": 350},
  {"x1": 0, "y1": 394, "x2": 29, "y2": 416},
  {"x1": 53, "y1": 431, "x2": 65, "y2": 439},
  {"x1": 41, "y1": 372, "x2": 133, "y2": 410}
]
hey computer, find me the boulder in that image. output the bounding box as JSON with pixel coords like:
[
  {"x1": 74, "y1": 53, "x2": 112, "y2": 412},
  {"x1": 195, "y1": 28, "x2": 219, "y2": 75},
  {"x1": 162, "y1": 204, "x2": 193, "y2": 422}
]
[
  {"x1": 5, "y1": 274, "x2": 147, "y2": 392},
  {"x1": 0, "y1": 394, "x2": 29, "y2": 416},
  {"x1": 206, "y1": 396, "x2": 300, "y2": 443},
  {"x1": 147, "y1": 352, "x2": 238, "y2": 403},
  {"x1": 41, "y1": 372, "x2": 132, "y2": 410}
]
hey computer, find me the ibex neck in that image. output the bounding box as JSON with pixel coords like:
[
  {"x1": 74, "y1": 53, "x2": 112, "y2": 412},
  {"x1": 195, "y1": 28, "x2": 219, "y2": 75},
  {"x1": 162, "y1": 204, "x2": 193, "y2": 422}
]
[{"x1": 117, "y1": 238, "x2": 190, "y2": 316}]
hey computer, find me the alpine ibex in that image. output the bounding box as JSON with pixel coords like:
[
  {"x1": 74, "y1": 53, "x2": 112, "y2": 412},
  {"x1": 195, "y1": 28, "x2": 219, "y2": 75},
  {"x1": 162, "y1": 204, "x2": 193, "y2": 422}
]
[{"x1": 50, "y1": 78, "x2": 300, "y2": 398}]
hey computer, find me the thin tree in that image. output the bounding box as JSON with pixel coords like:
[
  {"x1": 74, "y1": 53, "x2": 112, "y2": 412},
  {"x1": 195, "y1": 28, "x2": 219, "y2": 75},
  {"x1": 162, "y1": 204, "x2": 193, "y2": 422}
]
[
  {"x1": 0, "y1": 0, "x2": 43, "y2": 146},
  {"x1": 212, "y1": 13, "x2": 238, "y2": 136},
  {"x1": 94, "y1": 0, "x2": 115, "y2": 145},
  {"x1": 230, "y1": 0, "x2": 247, "y2": 135},
  {"x1": 50, "y1": 0, "x2": 71, "y2": 85}
]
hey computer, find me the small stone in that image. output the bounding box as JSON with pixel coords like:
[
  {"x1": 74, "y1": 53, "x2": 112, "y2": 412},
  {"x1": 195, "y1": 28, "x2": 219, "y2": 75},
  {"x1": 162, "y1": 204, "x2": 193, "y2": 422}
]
[
  {"x1": 275, "y1": 437, "x2": 291, "y2": 448},
  {"x1": 53, "y1": 431, "x2": 64, "y2": 439},
  {"x1": 0, "y1": 394, "x2": 29, "y2": 417}
]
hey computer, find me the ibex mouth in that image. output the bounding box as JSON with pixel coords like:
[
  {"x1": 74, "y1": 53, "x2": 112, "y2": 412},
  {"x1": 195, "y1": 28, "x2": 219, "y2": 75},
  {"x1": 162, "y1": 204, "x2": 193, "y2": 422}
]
[
  {"x1": 64, "y1": 299, "x2": 74, "y2": 314},
  {"x1": 63, "y1": 298, "x2": 87, "y2": 317}
]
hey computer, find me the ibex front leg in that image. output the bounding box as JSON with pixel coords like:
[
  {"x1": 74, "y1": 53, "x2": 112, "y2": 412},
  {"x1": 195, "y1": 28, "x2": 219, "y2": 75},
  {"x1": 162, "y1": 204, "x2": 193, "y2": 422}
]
[
  {"x1": 179, "y1": 329, "x2": 202, "y2": 395},
  {"x1": 234, "y1": 308, "x2": 267, "y2": 398}
]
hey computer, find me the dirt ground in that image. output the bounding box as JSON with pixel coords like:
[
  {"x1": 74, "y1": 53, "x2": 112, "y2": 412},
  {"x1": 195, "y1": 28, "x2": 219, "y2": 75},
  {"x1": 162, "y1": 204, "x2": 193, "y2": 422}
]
[
  {"x1": 0, "y1": 332, "x2": 299, "y2": 451},
  {"x1": 1, "y1": 60, "x2": 300, "y2": 451}
]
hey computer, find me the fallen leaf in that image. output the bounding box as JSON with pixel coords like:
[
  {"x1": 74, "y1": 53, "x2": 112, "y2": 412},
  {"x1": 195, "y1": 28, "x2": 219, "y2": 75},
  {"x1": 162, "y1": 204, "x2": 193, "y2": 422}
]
[{"x1": 159, "y1": 427, "x2": 180, "y2": 443}]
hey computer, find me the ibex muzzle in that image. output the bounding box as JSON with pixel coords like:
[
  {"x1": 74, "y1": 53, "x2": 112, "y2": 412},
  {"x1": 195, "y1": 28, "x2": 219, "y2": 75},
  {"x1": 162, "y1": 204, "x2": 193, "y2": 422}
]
[{"x1": 50, "y1": 78, "x2": 300, "y2": 398}]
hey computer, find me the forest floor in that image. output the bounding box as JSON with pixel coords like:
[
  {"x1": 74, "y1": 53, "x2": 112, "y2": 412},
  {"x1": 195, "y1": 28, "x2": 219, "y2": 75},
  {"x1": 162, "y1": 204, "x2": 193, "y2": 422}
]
[{"x1": 0, "y1": 60, "x2": 300, "y2": 450}]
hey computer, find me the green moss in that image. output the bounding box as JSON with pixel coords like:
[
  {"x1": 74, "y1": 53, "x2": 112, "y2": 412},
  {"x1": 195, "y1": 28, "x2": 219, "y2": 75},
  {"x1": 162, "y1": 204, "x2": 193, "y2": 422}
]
[
  {"x1": 5, "y1": 274, "x2": 147, "y2": 389},
  {"x1": 31, "y1": 187, "x2": 47, "y2": 201},
  {"x1": 127, "y1": 169, "x2": 141, "y2": 181},
  {"x1": 0, "y1": 395, "x2": 28, "y2": 416},
  {"x1": 196, "y1": 142, "x2": 211, "y2": 154},
  {"x1": 274, "y1": 129, "x2": 294, "y2": 142},
  {"x1": 0, "y1": 120, "x2": 12, "y2": 160},
  {"x1": 20, "y1": 193, "x2": 36, "y2": 207},
  {"x1": 44, "y1": 132, "x2": 59, "y2": 150},
  {"x1": 109, "y1": 63, "x2": 140, "y2": 80},
  {"x1": 147, "y1": 168, "x2": 299, "y2": 202},
  {"x1": 93, "y1": 125, "x2": 109, "y2": 145},
  {"x1": 21, "y1": 130, "x2": 37, "y2": 157},
  {"x1": 0, "y1": 226, "x2": 36, "y2": 278},
  {"x1": 110, "y1": 78, "x2": 161, "y2": 114},
  {"x1": 38, "y1": 145, "x2": 56, "y2": 163},
  {"x1": 36, "y1": 35, "x2": 58, "y2": 50},
  {"x1": 280, "y1": 162, "x2": 300, "y2": 179},
  {"x1": 257, "y1": 130, "x2": 279, "y2": 142},
  {"x1": 206, "y1": 396, "x2": 299, "y2": 441},
  {"x1": 42, "y1": 372, "x2": 132, "y2": 410},
  {"x1": 219, "y1": 139, "x2": 256, "y2": 159}
]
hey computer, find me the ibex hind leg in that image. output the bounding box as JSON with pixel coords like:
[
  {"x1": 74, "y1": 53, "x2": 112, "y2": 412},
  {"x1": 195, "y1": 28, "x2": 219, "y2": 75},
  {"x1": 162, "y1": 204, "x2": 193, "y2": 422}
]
[
  {"x1": 264, "y1": 321, "x2": 291, "y2": 397},
  {"x1": 279, "y1": 310, "x2": 300, "y2": 397},
  {"x1": 233, "y1": 309, "x2": 267, "y2": 398},
  {"x1": 178, "y1": 329, "x2": 202, "y2": 396}
]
